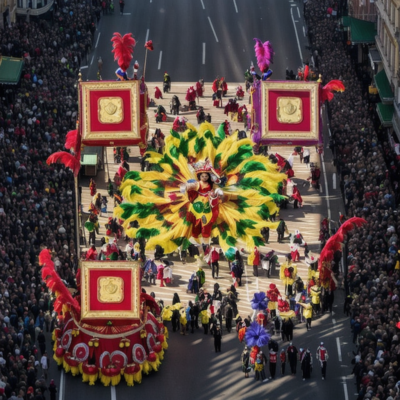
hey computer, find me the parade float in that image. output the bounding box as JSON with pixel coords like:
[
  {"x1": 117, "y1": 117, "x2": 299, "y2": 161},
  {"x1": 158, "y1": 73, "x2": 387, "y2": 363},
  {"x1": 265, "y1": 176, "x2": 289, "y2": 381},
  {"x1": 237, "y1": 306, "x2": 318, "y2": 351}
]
[
  {"x1": 248, "y1": 38, "x2": 345, "y2": 149},
  {"x1": 43, "y1": 32, "x2": 171, "y2": 387},
  {"x1": 43, "y1": 34, "x2": 349, "y2": 387}
]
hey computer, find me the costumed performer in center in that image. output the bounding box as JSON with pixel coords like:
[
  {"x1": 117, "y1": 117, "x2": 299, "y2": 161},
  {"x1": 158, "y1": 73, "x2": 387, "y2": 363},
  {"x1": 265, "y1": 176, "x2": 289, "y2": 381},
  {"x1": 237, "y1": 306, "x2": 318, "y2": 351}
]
[
  {"x1": 114, "y1": 121, "x2": 288, "y2": 257},
  {"x1": 180, "y1": 160, "x2": 233, "y2": 251}
]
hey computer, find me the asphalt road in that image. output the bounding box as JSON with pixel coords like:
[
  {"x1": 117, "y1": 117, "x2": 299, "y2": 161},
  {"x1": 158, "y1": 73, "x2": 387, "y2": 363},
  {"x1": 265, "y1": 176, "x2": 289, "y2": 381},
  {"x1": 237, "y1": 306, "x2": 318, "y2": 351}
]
[
  {"x1": 80, "y1": 0, "x2": 309, "y2": 82},
  {"x1": 51, "y1": 2, "x2": 358, "y2": 399}
]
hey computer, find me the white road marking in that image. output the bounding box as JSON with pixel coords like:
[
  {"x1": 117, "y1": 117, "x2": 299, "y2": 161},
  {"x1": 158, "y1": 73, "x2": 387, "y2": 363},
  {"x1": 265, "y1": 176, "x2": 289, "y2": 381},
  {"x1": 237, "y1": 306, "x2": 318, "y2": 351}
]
[
  {"x1": 60, "y1": 371, "x2": 65, "y2": 400},
  {"x1": 95, "y1": 32, "x2": 101, "y2": 48},
  {"x1": 291, "y1": 3, "x2": 296, "y2": 6},
  {"x1": 320, "y1": 154, "x2": 331, "y2": 220},
  {"x1": 123, "y1": 12, "x2": 131, "y2": 15},
  {"x1": 297, "y1": 7, "x2": 300, "y2": 18},
  {"x1": 81, "y1": 65, "x2": 89, "y2": 69},
  {"x1": 342, "y1": 377, "x2": 349, "y2": 400},
  {"x1": 146, "y1": 29, "x2": 150, "y2": 43},
  {"x1": 290, "y1": 7, "x2": 303, "y2": 62},
  {"x1": 202, "y1": 43, "x2": 206, "y2": 64},
  {"x1": 233, "y1": 0, "x2": 238, "y2": 13},
  {"x1": 294, "y1": 20, "x2": 299, "y2": 22},
  {"x1": 333, "y1": 173, "x2": 336, "y2": 189},
  {"x1": 303, "y1": 26, "x2": 306, "y2": 37},
  {"x1": 111, "y1": 386, "x2": 117, "y2": 400},
  {"x1": 200, "y1": 0, "x2": 205, "y2": 9},
  {"x1": 336, "y1": 337, "x2": 342, "y2": 362},
  {"x1": 90, "y1": 55, "x2": 94, "y2": 65},
  {"x1": 208, "y1": 17, "x2": 219, "y2": 42},
  {"x1": 332, "y1": 318, "x2": 336, "y2": 325},
  {"x1": 158, "y1": 51, "x2": 162, "y2": 70}
]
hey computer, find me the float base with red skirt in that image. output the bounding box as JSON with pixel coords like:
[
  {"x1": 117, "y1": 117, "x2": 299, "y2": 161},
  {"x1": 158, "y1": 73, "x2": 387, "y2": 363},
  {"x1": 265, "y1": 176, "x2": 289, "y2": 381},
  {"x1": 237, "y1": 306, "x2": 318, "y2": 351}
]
[{"x1": 40, "y1": 251, "x2": 168, "y2": 387}]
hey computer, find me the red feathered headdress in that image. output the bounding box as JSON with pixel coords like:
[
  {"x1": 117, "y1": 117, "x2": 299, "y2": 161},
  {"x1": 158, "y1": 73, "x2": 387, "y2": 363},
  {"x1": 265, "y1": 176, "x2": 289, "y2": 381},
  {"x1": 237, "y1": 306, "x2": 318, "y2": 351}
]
[
  {"x1": 111, "y1": 32, "x2": 136, "y2": 72},
  {"x1": 144, "y1": 40, "x2": 154, "y2": 51},
  {"x1": 253, "y1": 38, "x2": 274, "y2": 73}
]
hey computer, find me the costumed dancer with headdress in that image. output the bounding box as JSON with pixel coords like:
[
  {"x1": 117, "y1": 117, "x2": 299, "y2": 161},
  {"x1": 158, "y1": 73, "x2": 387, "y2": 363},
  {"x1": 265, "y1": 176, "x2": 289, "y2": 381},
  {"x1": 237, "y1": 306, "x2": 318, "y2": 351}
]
[
  {"x1": 114, "y1": 122, "x2": 286, "y2": 260},
  {"x1": 253, "y1": 38, "x2": 274, "y2": 81},
  {"x1": 112, "y1": 32, "x2": 136, "y2": 81}
]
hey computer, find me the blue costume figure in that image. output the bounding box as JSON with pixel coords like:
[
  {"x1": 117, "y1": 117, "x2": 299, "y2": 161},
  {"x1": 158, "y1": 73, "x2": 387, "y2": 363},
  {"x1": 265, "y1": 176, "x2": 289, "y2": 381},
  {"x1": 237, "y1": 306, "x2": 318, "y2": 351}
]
[
  {"x1": 262, "y1": 69, "x2": 273, "y2": 81},
  {"x1": 115, "y1": 67, "x2": 128, "y2": 81}
]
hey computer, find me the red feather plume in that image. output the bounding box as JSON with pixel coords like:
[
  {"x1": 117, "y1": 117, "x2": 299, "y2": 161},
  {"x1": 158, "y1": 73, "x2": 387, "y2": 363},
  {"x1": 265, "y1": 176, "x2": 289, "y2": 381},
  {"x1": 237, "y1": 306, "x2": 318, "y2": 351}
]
[
  {"x1": 304, "y1": 65, "x2": 309, "y2": 81},
  {"x1": 320, "y1": 80, "x2": 345, "y2": 102},
  {"x1": 111, "y1": 32, "x2": 136, "y2": 72},
  {"x1": 253, "y1": 38, "x2": 274, "y2": 72},
  {"x1": 47, "y1": 152, "x2": 81, "y2": 177},
  {"x1": 64, "y1": 129, "x2": 81, "y2": 158},
  {"x1": 338, "y1": 217, "x2": 367, "y2": 236},
  {"x1": 39, "y1": 249, "x2": 81, "y2": 315}
]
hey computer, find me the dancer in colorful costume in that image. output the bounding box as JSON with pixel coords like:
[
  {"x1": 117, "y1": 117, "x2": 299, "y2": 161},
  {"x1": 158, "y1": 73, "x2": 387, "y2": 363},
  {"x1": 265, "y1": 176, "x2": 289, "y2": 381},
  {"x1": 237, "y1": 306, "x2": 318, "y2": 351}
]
[{"x1": 114, "y1": 122, "x2": 287, "y2": 254}]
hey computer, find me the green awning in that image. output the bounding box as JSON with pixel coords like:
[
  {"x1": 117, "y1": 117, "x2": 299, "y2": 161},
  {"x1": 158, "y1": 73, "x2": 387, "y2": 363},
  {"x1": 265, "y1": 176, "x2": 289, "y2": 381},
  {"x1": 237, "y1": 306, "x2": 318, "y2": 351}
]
[
  {"x1": 81, "y1": 154, "x2": 98, "y2": 165},
  {"x1": 0, "y1": 56, "x2": 24, "y2": 85},
  {"x1": 341, "y1": 16, "x2": 376, "y2": 44},
  {"x1": 341, "y1": 16, "x2": 351, "y2": 27},
  {"x1": 374, "y1": 69, "x2": 394, "y2": 103},
  {"x1": 376, "y1": 103, "x2": 394, "y2": 127}
]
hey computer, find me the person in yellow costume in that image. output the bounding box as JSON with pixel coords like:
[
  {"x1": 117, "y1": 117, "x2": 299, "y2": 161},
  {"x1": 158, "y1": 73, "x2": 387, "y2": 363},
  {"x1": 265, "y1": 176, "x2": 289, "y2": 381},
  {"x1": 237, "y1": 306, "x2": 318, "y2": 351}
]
[
  {"x1": 297, "y1": 301, "x2": 313, "y2": 331},
  {"x1": 309, "y1": 280, "x2": 322, "y2": 316},
  {"x1": 280, "y1": 256, "x2": 297, "y2": 296}
]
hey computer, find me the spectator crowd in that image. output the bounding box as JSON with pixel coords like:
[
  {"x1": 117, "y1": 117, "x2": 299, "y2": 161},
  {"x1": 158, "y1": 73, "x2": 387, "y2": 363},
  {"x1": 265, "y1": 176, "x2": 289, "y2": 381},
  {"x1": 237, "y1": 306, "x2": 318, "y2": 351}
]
[
  {"x1": 0, "y1": 0, "x2": 101, "y2": 397},
  {"x1": 304, "y1": 1, "x2": 400, "y2": 399}
]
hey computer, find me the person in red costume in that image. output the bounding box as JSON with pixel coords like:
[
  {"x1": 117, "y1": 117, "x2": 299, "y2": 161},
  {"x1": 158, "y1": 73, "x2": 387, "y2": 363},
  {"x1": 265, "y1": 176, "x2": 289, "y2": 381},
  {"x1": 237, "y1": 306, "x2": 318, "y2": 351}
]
[
  {"x1": 185, "y1": 171, "x2": 222, "y2": 241},
  {"x1": 251, "y1": 247, "x2": 261, "y2": 277},
  {"x1": 267, "y1": 283, "x2": 281, "y2": 318},
  {"x1": 89, "y1": 178, "x2": 96, "y2": 197},
  {"x1": 154, "y1": 86, "x2": 163, "y2": 99},
  {"x1": 196, "y1": 79, "x2": 204, "y2": 97},
  {"x1": 85, "y1": 244, "x2": 97, "y2": 260}
]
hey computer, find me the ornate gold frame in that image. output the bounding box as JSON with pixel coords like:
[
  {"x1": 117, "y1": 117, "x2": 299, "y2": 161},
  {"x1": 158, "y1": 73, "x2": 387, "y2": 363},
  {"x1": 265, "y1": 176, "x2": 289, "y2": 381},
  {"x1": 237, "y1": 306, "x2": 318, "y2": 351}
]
[
  {"x1": 261, "y1": 81, "x2": 319, "y2": 140},
  {"x1": 80, "y1": 261, "x2": 140, "y2": 320},
  {"x1": 79, "y1": 80, "x2": 140, "y2": 143}
]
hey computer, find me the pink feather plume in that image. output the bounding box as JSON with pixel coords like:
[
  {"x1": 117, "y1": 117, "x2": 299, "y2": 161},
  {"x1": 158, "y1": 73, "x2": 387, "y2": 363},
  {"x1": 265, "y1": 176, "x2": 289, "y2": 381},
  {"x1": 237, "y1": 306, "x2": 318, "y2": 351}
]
[{"x1": 253, "y1": 38, "x2": 274, "y2": 72}]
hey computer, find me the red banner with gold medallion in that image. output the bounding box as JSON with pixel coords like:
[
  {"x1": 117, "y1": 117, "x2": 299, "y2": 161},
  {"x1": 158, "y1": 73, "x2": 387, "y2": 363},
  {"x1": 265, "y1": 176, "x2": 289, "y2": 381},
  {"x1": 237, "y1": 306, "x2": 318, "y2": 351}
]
[
  {"x1": 260, "y1": 81, "x2": 320, "y2": 146},
  {"x1": 80, "y1": 261, "x2": 141, "y2": 325},
  {"x1": 79, "y1": 80, "x2": 147, "y2": 147}
]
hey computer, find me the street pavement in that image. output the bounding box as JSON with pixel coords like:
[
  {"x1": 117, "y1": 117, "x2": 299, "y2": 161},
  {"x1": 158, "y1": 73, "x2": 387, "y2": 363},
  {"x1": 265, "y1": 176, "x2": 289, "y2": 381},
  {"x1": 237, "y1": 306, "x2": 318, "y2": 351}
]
[
  {"x1": 80, "y1": 0, "x2": 309, "y2": 82},
  {"x1": 48, "y1": 2, "x2": 357, "y2": 399}
]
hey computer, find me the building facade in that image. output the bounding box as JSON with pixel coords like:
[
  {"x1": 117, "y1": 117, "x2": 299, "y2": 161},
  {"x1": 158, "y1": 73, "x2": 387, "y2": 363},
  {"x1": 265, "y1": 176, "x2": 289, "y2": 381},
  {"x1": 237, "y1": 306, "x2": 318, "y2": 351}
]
[{"x1": 375, "y1": 0, "x2": 400, "y2": 141}]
